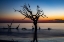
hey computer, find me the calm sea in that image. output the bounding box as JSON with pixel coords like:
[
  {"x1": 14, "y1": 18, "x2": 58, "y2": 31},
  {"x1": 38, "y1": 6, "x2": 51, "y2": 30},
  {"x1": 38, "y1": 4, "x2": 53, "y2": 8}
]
[
  {"x1": 0, "y1": 23, "x2": 64, "y2": 42},
  {"x1": 0, "y1": 23, "x2": 64, "y2": 29}
]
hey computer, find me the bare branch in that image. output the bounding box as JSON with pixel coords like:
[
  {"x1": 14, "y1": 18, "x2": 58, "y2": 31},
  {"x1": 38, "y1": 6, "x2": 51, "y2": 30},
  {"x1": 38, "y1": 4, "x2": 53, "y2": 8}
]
[
  {"x1": 23, "y1": 4, "x2": 32, "y2": 15},
  {"x1": 42, "y1": 13, "x2": 48, "y2": 18},
  {"x1": 28, "y1": 4, "x2": 30, "y2": 8},
  {"x1": 40, "y1": 13, "x2": 48, "y2": 18},
  {"x1": 22, "y1": 17, "x2": 26, "y2": 20},
  {"x1": 37, "y1": 5, "x2": 40, "y2": 8},
  {"x1": 41, "y1": 15, "x2": 44, "y2": 18},
  {"x1": 13, "y1": 8, "x2": 28, "y2": 17},
  {"x1": 36, "y1": 5, "x2": 44, "y2": 19},
  {"x1": 14, "y1": 4, "x2": 48, "y2": 21}
]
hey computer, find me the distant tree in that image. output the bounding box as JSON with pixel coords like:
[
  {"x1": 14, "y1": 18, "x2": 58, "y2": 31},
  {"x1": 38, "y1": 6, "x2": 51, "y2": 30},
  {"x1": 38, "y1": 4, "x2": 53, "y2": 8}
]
[
  {"x1": 7, "y1": 20, "x2": 14, "y2": 28},
  {"x1": 7, "y1": 20, "x2": 14, "y2": 33}
]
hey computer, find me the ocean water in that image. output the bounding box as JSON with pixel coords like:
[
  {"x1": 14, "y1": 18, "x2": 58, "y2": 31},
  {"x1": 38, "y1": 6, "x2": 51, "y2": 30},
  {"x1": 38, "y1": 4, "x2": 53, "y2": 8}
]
[
  {"x1": 0, "y1": 23, "x2": 64, "y2": 42},
  {"x1": 0, "y1": 23, "x2": 64, "y2": 29}
]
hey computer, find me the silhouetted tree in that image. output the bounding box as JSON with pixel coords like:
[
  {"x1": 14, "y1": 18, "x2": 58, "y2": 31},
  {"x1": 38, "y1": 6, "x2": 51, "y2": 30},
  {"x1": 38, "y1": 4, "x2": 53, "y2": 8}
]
[
  {"x1": 7, "y1": 20, "x2": 14, "y2": 28},
  {"x1": 7, "y1": 20, "x2": 14, "y2": 33},
  {"x1": 14, "y1": 3, "x2": 48, "y2": 42}
]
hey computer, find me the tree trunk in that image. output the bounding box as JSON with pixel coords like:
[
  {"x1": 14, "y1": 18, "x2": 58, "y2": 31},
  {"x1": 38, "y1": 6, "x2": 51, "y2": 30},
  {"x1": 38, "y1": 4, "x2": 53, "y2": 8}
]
[{"x1": 32, "y1": 21, "x2": 38, "y2": 42}]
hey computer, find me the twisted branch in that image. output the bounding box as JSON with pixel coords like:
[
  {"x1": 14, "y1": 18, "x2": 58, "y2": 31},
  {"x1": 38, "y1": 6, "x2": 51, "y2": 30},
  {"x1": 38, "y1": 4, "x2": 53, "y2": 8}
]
[{"x1": 14, "y1": 4, "x2": 48, "y2": 21}]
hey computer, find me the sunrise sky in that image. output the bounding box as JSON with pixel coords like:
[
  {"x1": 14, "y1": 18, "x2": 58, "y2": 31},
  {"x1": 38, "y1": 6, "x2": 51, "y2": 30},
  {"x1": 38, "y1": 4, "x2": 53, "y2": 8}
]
[{"x1": 0, "y1": 0, "x2": 64, "y2": 23}]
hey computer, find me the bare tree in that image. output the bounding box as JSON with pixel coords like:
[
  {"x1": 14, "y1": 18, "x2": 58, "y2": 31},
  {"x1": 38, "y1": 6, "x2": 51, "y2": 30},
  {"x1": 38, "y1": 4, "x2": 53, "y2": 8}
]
[
  {"x1": 14, "y1": 3, "x2": 48, "y2": 42},
  {"x1": 7, "y1": 20, "x2": 14, "y2": 33},
  {"x1": 7, "y1": 20, "x2": 14, "y2": 28}
]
